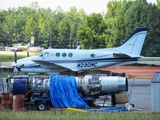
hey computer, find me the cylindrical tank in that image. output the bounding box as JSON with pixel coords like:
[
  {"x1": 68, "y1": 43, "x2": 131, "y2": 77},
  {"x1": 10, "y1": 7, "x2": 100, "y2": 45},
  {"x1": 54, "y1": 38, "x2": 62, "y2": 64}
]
[{"x1": 9, "y1": 75, "x2": 128, "y2": 97}]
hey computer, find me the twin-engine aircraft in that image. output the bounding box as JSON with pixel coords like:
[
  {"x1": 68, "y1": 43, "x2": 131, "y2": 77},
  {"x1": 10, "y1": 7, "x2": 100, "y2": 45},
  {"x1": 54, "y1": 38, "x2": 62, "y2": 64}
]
[{"x1": 11, "y1": 27, "x2": 148, "y2": 75}]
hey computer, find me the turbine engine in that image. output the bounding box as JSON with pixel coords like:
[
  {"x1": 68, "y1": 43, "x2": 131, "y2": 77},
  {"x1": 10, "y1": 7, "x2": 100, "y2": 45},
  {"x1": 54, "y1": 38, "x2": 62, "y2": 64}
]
[{"x1": 8, "y1": 75, "x2": 128, "y2": 97}]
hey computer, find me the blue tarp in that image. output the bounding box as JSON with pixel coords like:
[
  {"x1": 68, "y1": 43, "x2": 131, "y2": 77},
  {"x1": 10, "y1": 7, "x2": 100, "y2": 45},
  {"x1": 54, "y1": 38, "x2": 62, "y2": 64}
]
[
  {"x1": 85, "y1": 106, "x2": 128, "y2": 112},
  {"x1": 49, "y1": 76, "x2": 89, "y2": 108}
]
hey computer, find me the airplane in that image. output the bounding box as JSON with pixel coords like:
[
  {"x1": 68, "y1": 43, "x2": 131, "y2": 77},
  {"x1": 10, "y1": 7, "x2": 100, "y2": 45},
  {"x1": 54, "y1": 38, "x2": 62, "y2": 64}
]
[
  {"x1": 11, "y1": 27, "x2": 148, "y2": 75},
  {"x1": 11, "y1": 43, "x2": 30, "y2": 52}
]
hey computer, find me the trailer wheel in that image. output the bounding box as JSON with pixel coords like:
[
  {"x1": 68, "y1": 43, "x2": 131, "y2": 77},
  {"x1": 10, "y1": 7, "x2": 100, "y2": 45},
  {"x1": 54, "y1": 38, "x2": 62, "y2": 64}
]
[{"x1": 37, "y1": 102, "x2": 46, "y2": 111}]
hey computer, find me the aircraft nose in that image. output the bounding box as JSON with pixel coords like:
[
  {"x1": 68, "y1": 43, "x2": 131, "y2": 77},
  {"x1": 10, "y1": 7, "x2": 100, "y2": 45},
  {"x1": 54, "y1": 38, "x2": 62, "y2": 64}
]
[
  {"x1": 11, "y1": 62, "x2": 24, "y2": 68},
  {"x1": 11, "y1": 62, "x2": 16, "y2": 67}
]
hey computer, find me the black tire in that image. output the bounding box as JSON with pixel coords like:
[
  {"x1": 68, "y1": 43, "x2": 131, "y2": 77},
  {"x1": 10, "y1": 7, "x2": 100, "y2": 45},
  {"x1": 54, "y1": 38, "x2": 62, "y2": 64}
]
[{"x1": 37, "y1": 102, "x2": 46, "y2": 111}]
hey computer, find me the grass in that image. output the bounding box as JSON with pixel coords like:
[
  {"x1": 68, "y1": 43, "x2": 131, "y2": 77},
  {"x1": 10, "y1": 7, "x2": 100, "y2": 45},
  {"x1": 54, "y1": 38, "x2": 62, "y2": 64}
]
[
  {"x1": 0, "y1": 54, "x2": 23, "y2": 62},
  {"x1": 0, "y1": 110, "x2": 159, "y2": 120},
  {"x1": 139, "y1": 57, "x2": 160, "y2": 61},
  {"x1": 0, "y1": 51, "x2": 39, "y2": 62},
  {"x1": 0, "y1": 71, "x2": 25, "y2": 78}
]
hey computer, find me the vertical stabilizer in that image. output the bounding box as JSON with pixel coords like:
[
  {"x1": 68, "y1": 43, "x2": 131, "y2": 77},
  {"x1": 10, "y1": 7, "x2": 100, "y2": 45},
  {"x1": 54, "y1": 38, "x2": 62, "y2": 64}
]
[{"x1": 117, "y1": 28, "x2": 148, "y2": 55}]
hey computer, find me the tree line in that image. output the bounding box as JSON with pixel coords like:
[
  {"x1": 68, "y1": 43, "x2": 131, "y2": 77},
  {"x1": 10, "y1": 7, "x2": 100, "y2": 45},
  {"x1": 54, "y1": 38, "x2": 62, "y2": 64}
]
[{"x1": 0, "y1": 0, "x2": 160, "y2": 57}]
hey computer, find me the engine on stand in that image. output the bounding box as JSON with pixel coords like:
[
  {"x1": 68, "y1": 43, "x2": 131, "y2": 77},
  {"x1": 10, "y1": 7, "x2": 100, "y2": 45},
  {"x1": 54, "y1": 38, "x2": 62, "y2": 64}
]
[{"x1": 5, "y1": 75, "x2": 128, "y2": 111}]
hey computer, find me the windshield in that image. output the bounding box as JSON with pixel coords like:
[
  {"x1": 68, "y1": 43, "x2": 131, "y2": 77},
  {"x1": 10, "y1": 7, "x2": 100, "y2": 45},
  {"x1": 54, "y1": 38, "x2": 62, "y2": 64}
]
[{"x1": 37, "y1": 52, "x2": 43, "y2": 57}]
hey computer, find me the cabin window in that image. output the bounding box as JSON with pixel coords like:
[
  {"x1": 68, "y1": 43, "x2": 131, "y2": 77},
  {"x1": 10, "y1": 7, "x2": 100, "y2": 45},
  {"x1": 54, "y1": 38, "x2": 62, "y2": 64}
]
[
  {"x1": 68, "y1": 53, "x2": 73, "y2": 57},
  {"x1": 90, "y1": 54, "x2": 95, "y2": 58},
  {"x1": 62, "y1": 53, "x2": 67, "y2": 57},
  {"x1": 56, "y1": 52, "x2": 60, "y2": 57}
]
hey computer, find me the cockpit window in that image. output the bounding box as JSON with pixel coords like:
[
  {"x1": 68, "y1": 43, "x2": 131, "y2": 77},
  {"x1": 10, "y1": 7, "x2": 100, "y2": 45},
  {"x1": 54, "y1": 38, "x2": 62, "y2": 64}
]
[
  {"x1": 37, "y1": 52, "x2": 43, "y2": 57},
  {"x1": 44, "y1": 52, "x2": 49, "y2": 57}
]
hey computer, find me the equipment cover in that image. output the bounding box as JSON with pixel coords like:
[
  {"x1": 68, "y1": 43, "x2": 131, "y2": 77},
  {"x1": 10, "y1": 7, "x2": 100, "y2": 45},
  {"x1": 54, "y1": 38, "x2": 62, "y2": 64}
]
[{"x1": 50, "y1": 75, "x2": 89, "y2": 108}]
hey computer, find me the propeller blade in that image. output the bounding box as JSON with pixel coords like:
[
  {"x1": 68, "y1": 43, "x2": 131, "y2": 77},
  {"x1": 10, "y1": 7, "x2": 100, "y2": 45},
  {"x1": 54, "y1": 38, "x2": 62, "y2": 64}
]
[
  {"x1": 14, "y1": 51, "x2": 17, "y2": 63},
  {"x1": 13, "y1": 67, "x2": 21, "y2": 75},
  {"x1": 27, "y1": 50, "x2": 30, "y2": 57},
  {"x1": 13, "y1": 67, "x2": 18, "y2": 75}
]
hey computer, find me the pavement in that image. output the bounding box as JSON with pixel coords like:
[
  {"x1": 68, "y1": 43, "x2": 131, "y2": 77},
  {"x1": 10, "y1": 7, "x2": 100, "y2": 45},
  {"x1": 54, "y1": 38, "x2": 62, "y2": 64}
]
[
  {"x1": 128, "y1": 79, "x2": 152, "y2": 111},
  {"x1": 0, "y1": 62, "x2": 12, "y2": 68},
  {"x1": 95, "y1": 79, "x2": 152, "y2": 111}
]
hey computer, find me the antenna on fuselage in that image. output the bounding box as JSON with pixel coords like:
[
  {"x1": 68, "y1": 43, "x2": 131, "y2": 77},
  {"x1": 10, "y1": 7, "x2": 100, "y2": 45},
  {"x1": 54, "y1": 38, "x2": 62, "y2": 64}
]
[{"x1": 76, "y1": 45, "x2": 81, "y2": 50}]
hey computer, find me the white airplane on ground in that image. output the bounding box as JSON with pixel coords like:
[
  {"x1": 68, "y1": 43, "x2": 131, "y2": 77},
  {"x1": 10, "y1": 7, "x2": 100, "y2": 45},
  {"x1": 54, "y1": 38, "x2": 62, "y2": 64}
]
[{"x1": 11, "y1": 27, "x2": 148, "y2": 75}]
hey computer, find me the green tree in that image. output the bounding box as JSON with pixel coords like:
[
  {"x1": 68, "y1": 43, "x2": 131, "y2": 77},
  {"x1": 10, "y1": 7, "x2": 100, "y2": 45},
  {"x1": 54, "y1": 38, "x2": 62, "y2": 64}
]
[
  {"x1": 104, "y1": 0, "x2": 121, "y2": 47},
  {"x1": 141, "y1": 4, "x2": 160, "y2": 56},
  {"x1": 157, "y1": 0, "x2": 160, "y2": 8},
  {"x1": 58, "y1": 7, "x2": 84, "y2": 48},
  {"x1": 77, "y1": 13, "x2": 106, "y2": 49},
  {"x1": 123, "y1": 0, "x2": 160, "y2": 56}
]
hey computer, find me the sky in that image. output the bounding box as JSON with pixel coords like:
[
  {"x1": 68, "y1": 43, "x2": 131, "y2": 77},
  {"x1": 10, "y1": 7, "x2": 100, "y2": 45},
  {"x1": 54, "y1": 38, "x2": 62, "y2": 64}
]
[{"x1": 0, "y1": 0, "x2": 157, "y2": 14}]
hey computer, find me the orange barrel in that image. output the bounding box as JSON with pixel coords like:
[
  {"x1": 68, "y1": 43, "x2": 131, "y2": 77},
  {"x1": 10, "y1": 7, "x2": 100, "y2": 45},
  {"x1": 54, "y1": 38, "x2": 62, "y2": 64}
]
[
  {"x1": 1, "y1": 93, "x2": 9, "y2": 100},
  {"x1": 12, "y1": 94, "x2": 24, "y2": 112},
  {"x1": 1, "y1": 93, "x2": 12, "y2": 110}
]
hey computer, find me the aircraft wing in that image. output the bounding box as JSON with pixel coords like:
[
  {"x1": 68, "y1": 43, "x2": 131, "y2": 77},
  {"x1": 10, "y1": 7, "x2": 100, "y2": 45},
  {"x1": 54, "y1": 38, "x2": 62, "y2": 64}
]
[
  {"x1": 113, "y1": 53, "x2": 141, "y2": 58},
  {"x1": 32, "y1": 60, "x2": 70, "y2": 71}
]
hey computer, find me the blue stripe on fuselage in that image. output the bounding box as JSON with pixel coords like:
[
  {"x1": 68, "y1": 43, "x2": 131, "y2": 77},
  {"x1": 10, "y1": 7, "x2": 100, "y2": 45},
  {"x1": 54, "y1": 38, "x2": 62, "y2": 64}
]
[{"x1": 45, "y1": 58, "x2": 138, "y2": 64}]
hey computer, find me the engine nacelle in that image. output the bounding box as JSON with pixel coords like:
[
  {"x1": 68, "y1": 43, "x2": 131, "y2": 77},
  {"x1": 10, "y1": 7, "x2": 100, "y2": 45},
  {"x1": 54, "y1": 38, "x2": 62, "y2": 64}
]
[{"x1": 76, "y1": 75, "x2": 128, "y2": 96}]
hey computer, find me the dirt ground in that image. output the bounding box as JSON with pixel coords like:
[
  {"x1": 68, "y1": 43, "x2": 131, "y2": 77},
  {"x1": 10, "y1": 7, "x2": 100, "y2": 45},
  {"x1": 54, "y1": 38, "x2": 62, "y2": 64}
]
[{"x1": 98, "y1": 66, "x2": 160, "y2": 79}]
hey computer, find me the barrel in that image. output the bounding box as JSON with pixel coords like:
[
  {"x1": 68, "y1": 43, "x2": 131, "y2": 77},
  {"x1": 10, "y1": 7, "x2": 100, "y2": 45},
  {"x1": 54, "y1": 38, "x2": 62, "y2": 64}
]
[
  {"x1": 9, "y1": 93, "x2": 13, "y2": 99},
  {"x1": 12, "y1": 94, "x2": 24, "y2": 112},
  {"x1": 1, "y1": 93, "x2": 12, "y2": 110}
]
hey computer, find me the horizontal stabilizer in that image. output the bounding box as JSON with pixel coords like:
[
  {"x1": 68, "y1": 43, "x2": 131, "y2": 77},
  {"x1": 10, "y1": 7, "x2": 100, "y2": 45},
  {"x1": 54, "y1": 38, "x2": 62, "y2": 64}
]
[{"x1": 113, "y1": 53, "x2": 141, "y2": 58}]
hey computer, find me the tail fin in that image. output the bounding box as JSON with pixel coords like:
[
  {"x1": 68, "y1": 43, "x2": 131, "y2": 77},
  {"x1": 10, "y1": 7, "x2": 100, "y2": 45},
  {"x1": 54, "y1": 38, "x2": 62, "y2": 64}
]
[{"x1": 117, "y1": 28, "x2": 148, "y2": 55}]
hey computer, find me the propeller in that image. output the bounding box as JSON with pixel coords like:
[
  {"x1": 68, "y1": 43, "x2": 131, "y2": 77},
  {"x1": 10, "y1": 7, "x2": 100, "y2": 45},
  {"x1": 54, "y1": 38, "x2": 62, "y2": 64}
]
[
  {"x1": 12, "y1": 51, "x2": 27, "y2": 75},
  {"x1": 13, "y1": 51, "x2": 20, "y2": 75},
  {"x1": 27, "y1": 50, "x2": 30, "y2": 57},
  {"x1": 14, "y1": 51, "x2": 17, "y2": 63}
]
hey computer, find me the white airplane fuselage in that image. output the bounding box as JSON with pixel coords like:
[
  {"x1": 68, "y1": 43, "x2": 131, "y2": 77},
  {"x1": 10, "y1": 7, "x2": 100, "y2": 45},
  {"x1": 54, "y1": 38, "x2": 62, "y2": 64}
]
[
  {"x1": 11, "y1": 28, "x2": 148, "y2": 75},
  {"x1": 11, "y1": 49, "x2": 139, "y2": 75}
]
